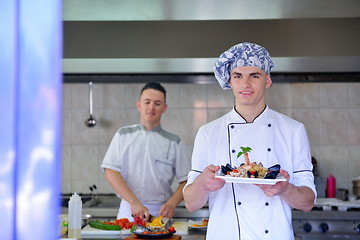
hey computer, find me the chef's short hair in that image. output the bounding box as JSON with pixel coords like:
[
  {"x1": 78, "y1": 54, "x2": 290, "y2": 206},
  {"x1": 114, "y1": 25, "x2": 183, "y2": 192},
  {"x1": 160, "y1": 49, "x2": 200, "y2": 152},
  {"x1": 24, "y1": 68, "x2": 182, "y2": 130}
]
[{"x1": 140, "y1": 82, "x2": 166, "y2": 99}]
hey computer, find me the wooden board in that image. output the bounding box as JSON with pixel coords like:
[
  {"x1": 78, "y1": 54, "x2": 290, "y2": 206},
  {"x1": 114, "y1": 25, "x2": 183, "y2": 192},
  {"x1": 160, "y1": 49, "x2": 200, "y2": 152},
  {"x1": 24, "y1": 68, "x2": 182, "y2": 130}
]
[
  {"x1": 125, "y1": 234, "x2": 181, "y2": 240},
  {"x1": 81, "y1": 224, "x2": 131, "y2": 236}
]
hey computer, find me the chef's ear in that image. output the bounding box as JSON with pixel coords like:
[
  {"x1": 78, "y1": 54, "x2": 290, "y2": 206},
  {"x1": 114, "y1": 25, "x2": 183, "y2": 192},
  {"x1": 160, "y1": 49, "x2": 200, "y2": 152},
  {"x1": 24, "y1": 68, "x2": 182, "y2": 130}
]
[
  {"x1": 162, "y1": 103, "x2": 168, "y2": 114},
  {"x1": 136, "y1": 100, "x2": 141, "y2": 111},
  {"x1": 265, "y1": 75, "x2": 272, "y2": 88}
]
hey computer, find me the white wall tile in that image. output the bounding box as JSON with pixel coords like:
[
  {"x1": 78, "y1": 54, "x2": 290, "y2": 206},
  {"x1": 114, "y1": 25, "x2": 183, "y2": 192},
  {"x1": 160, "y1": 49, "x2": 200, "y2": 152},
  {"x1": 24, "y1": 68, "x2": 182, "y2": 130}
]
[
  {"x1": 348, "y1": 110, "x2": 360, "y2": 145},
  {"x1": 62, "y1": 82, "x2": 360, "y2": 194},
  {"x1": 348, "y1": 83, "x2": 360, "y2": 108},
  {"x1": 62, "y1": 84, "x2": 72, "y2": 109},
  {"x1": 291, "y1": 83, "x2": 320, "y2": 108},
  {"x1": 72, "y1": 83, "x2": 98, "y2": 109},
  {"x1": 97, "y1": 109, "x2": 126, "y2": 145},
  {"x1": 319, "y1": 83, "x2": 348, "y2": 108},
  {"x1": 319, "y1": 109, "x2": 348, "y2": 145},
  {"x1": 62, "y1": 109, "x2": 72, "y2": 144},
  {"x1": 348, "y1": 146, "x2": 360, "y2": 193},
  {"x1": 207, "y1": 108, "x2": 231, "y2": 123},
  {"x1": 178, "y1": 109, "x2": 207, "y2": 145},
  {"x1": 207, "y1": 85, "x2": 234, "y2": 108},
  {"x1": 71, "y1": 145, "x2": 99, "y2": 180},
  {"x1": 266, "y1": 84, "x2": 292, "y2": 108},
  {"x1": 292, "y1": 109, "x2": 320, "y2": 145},
  {"x1": 311, "y1": 145, "x2": 349, "y2": 189},
  {"x1": 180, "y1": 85, "x2": 207, "y2": 108},
  {"x1": 98, "y1": 84, "x2": 127, "y2": 109},
  {"x1": 71, "y1": 109, "x2": 99, "y2": 144},
  {"x1": 125, "y1": 84, "x2": 143, "y2": 108},
  {"x1": 162, "y1": 83, "x2": 181, "y2": 109}
]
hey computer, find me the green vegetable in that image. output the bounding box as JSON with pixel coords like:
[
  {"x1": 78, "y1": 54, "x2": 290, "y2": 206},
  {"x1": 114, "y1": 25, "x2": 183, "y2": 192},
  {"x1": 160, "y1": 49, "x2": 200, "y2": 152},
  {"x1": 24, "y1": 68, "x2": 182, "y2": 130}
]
[
  {"x1": 237, "y1": 147, "x2": 252, "y2": 158},
  {"x1": 130, "y1": 224, "x2": 137, "y2": 233},
  {"x1": 88, "y1": 220, "x2": 121, "y2": 230},
  {"x1": 237, "y1": 147, "x2": 252, "y2": 165}
]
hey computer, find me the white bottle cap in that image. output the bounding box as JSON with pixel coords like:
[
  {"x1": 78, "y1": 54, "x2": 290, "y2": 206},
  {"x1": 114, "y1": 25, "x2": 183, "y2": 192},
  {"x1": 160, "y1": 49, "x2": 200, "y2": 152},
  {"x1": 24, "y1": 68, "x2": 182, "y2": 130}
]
[{"x1": 70, "y1": 192, "x2": 81, "y2": 201}]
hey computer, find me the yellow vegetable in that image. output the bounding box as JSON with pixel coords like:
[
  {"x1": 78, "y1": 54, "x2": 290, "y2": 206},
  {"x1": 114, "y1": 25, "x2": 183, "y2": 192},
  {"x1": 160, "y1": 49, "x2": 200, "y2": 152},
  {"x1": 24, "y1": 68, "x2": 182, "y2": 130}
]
[{"x1": 149, "y1": 216, "x2": 164, "y2": 227}]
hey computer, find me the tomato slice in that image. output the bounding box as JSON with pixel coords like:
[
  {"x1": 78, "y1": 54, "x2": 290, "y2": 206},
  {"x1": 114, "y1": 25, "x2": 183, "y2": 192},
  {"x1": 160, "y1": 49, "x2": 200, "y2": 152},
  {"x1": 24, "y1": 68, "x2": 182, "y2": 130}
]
[{"x1": 168, "y1": 226, "x2": 176, "y2": 233}]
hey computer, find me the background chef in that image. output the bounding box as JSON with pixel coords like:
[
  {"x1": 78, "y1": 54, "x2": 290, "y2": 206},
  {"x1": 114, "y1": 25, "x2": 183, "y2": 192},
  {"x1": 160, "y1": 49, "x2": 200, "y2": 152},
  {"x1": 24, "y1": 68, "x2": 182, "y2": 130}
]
[{"x1": 101, "y1": 82, "x2": 191, "y2": 221}]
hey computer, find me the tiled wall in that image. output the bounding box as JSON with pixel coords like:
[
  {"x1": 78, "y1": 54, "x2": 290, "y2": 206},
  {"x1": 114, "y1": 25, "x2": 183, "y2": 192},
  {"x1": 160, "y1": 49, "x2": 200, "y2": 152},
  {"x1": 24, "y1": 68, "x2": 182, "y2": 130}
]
[{"x1": 62, "y1": 82, "x2": 360, "y2": 197}]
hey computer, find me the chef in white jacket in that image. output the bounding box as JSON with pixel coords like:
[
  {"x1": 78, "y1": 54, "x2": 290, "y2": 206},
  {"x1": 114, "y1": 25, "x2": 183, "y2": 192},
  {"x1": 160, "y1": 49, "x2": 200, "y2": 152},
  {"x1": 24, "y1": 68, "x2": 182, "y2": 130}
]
[{"x1": 183, "y1": 42, "x2": 316, "y2": 240}]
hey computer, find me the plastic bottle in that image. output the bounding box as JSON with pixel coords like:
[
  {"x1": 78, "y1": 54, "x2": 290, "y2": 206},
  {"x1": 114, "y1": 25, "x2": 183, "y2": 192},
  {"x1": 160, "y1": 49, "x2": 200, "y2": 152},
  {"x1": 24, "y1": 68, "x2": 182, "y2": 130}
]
[
  {"x1": 326, "y1": 174, "x2": 336, "y2": 198},
  {"x1": 68, "y1": 192, "x2": 82, "y2": 238}
]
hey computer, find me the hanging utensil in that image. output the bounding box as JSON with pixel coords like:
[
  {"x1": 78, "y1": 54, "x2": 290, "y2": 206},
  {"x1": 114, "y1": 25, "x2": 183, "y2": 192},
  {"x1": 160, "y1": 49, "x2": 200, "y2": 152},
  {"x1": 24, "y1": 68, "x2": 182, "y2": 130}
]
[{"x1": 85, "y1": 82, "x2": 96, "y2": 127}]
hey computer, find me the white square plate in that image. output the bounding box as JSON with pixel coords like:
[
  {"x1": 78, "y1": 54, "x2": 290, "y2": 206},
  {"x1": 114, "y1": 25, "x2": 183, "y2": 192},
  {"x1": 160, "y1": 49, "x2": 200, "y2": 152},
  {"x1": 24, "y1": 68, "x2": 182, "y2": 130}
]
[{"x1": 215, "y1": 175, "x2": 286, "y2": 185}]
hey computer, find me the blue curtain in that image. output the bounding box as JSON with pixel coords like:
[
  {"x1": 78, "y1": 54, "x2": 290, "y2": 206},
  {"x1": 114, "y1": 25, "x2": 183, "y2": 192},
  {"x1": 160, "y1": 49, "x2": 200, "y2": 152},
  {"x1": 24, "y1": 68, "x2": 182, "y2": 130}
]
[{"x1": 0, "y1": 0, "x2": 62, "y2": 239}]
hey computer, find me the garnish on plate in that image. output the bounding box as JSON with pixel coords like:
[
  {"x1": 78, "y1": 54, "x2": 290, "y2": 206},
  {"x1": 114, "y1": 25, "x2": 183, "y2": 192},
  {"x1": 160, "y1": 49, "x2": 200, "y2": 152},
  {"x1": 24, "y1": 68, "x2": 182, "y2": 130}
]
[{"x1": 221, "y1": 146, "x2": 281, "y2": 179}]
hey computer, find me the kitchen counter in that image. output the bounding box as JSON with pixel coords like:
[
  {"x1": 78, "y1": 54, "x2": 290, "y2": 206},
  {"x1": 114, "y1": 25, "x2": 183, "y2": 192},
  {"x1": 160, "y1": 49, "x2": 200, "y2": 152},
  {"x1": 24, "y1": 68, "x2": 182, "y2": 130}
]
[
  {"x1": 62, "y1": 230, "x2": 206, "y2": 240},
  {"x1": 60, "y1": 223, "x2": 206, "y2": 240}
]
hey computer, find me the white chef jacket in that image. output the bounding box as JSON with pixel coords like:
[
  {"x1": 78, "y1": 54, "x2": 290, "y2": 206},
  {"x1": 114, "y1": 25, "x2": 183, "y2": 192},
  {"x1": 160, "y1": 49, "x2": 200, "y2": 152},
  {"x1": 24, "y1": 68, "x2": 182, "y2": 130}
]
[
  {"x1": 101, "y1": 124, "x2": 190, "y2": 219},
  {"x1": 186, "y1": 106, "x2": 316, "y2": 240}
]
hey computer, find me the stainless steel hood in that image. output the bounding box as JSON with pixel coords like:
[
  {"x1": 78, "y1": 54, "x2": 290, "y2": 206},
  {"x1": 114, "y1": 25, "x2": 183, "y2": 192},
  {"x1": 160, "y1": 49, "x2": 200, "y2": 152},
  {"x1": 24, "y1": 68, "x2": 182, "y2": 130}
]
[{"x1": 63, "y1": 0, "x2": 360, "y2": 75}]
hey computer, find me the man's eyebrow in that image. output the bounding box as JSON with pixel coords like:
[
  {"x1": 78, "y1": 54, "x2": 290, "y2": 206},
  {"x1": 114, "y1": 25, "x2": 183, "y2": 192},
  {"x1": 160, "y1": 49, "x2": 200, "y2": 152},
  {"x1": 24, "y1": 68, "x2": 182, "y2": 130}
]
[
  {"x1": 250, "y1": 72, "x2": 262, "y2": 75},
  {"x1": 231, "y1": 71, "x2": 262, "y2": 76},
  {"x1": 231, "y1": 71, "x2": 242, "y2": 75}
]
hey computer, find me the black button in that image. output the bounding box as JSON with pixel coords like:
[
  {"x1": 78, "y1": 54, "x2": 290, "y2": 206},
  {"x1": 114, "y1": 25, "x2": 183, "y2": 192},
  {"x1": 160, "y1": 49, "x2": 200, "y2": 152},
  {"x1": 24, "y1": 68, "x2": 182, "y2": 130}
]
[
  {"x1": 265, "y1": 202, "x2": 269, "y2": 206},
  {"x1": 268, "y1": 124, "x2": 271, "y2": 127},
  {"x1": 267, "y1": 148, "x2": 271, "y2": 152},
  {"x1": 237, "y1": 202, "x2": 241, "y2": 205},
  {"x1": 230, "y1": 125, "x2": 234, "y2": 129},
  {"x1": 265, "y1": 230, "x2": 269, "y2": 234},
  {"x1": 232, "y1": 149, "x2": 235, "y2": 153}
]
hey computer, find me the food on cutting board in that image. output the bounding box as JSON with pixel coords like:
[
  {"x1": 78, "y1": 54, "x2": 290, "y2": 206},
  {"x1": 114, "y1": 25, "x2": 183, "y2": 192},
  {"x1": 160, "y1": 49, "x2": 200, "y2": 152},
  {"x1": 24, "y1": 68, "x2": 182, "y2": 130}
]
[
  {"x1": 88, "y1": 216, "x2": 177, "y2": 236},
  {"x1": 88, "y1": 216, "x2": 145, "y2": 231},
  {"x1": 220, "y1": 147, "x2": 281, "y2": 179}
]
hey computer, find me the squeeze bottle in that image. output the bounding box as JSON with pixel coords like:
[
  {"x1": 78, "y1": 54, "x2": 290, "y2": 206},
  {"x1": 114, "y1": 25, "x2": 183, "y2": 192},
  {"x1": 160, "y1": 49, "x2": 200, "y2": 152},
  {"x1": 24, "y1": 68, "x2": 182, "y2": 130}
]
[
  {"x1": 68, "y1": 192, "x2": 82, "y2": 238},
  {"x1": 326, "y1": 174, "x2": 336, "y2": 198}
]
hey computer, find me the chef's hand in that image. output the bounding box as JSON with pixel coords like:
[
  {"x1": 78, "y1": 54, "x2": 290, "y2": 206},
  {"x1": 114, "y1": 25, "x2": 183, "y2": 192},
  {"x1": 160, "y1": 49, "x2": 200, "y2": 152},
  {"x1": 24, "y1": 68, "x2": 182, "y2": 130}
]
[
  {"x1": 131, "y1": 201, "x2": 151, "y2": 222},
  {"x1": 195, "y1": 165, "x2": 226, "y2": 192},
  {"x1": 158, "y1": 202, "x2": 176, "y2": 218},
  {"x1": 256, "y1": 169, "x2": 290, "y2": 197}
]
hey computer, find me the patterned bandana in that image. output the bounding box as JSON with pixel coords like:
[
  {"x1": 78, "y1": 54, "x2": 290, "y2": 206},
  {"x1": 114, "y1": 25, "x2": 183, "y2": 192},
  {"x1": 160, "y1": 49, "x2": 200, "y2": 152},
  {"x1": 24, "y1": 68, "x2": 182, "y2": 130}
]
[{"x1": 214, "y1": 42, "x2": 274, "y2": 89}]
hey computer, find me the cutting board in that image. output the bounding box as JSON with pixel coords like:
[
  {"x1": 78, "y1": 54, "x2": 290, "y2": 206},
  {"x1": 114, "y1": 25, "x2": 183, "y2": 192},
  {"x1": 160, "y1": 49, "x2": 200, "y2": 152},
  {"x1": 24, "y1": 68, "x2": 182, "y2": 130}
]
[
  {"x1": 125, "y1": 234, "x2": 181, "y2": 240},
  {"x1": 171, "y1": 221, "x2": 188, "y2": 235},
  {"x1": 81, "y1": 224, "x2": 131, "y2": 237}
]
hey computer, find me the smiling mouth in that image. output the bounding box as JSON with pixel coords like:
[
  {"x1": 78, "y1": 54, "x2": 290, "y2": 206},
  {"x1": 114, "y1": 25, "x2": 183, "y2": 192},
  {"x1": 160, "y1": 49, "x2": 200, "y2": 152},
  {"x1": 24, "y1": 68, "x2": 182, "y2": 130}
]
[{"x1": 240, "y1": 91, "x2": 253, "y2": 95}]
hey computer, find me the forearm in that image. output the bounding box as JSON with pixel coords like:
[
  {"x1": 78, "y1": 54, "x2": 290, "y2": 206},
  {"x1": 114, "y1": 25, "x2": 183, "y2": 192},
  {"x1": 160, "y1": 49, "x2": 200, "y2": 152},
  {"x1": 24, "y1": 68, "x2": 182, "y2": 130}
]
[
  {"x1": 183, "y1": 181, "x2": 209, "y2": 212},
  {"x1": 104, "y1": 168, "x2": 141, "y2": 205},
  {"x1": 184, "y1": 165, "x2": 225, "y2": 212},
  {"x1": 280, "y1": 184, "x2": 315, "y2": 212},
  {"x1": 165, "y1": 181, "x2": 186, "y2": 207}
]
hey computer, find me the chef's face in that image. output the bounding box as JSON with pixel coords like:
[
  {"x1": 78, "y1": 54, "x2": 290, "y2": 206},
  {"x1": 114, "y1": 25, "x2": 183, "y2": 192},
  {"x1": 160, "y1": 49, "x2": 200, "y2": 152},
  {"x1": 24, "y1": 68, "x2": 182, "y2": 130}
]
[
  {"x1": 229, "y1": 66, "x2": 272, "y2": 109},
  {"x1": 137, "y1": 88, "x2": 167, "y2": 128}
]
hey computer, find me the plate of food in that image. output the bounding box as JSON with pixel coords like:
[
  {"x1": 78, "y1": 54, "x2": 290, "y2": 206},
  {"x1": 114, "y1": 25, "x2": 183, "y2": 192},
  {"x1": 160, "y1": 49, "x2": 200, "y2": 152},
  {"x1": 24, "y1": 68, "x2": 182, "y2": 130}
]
[
  {"x1": 216, "y1": 147, "x2": 286, "y2": 185},
  {"x1": 188, "y1": 219, "x2": 208, "y2": 229},
  {"x1": 215, "y1": 174, "x2": 286, "y2": 185},
  {"x1": 133, "y1": 216, "x2": 176, "y2": 239},
  {"x1": 134, "y1": 231, "x2": 175, "y2": 239}
]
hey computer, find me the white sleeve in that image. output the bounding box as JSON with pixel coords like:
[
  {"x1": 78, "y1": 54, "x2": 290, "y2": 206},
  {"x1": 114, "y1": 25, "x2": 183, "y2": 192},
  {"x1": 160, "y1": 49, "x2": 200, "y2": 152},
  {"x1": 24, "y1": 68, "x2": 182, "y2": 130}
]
[
  {"x1": 185, "y1": 125, "x2": 209, "y2": 187},
  {"x1": 292, "y1": 123, "x2": 317, "y2": 199},
  {"x1": 175, "y1": 140, "x2": 191, "y2": 183},
  {"x1": 101, "y1": 131, "x2": 122, "y2": 173}
]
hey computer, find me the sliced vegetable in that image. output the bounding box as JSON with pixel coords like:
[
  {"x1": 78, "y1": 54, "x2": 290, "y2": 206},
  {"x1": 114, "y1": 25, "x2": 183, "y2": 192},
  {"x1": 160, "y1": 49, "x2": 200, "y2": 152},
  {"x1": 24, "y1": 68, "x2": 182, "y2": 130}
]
[{"x1": 88, "y1": 220, "x2": 121, "y2": 230}]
